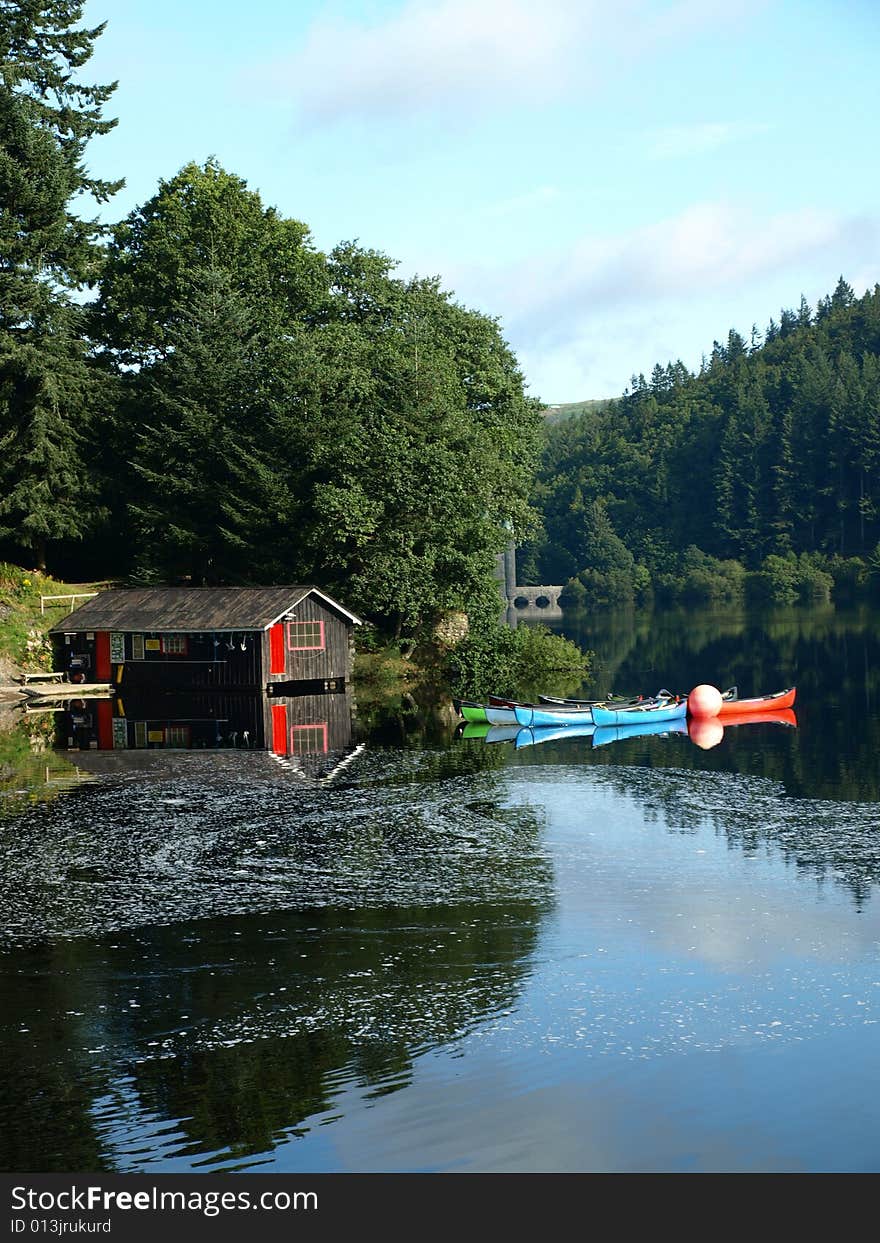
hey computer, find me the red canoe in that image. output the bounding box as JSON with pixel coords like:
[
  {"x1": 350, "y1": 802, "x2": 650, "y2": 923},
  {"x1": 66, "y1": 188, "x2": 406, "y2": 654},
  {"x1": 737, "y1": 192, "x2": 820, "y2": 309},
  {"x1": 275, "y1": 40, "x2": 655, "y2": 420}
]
[
  {"x1": 717, "y1": 687, "x2": 796, "y2": 717},
  {"x1": 719, "y1": 707, "x2": 797, "y2": 729}
]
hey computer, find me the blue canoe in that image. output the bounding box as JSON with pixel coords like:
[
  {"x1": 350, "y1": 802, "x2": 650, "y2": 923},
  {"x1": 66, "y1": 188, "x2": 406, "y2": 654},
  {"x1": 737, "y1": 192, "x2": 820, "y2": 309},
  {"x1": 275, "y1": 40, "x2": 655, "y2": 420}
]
[
  {"x1": 590, "y1": 699, "x2": 687, "y2": 728},
  {"x1": 513, "y1": 703, "x2": 595, "y2": 727},
  {"x1": 514, "y1": 723, "x2": 596, "y2": 748},
  {"x1": 592, "y1": 718, "x2": 689, "y2": 747}
]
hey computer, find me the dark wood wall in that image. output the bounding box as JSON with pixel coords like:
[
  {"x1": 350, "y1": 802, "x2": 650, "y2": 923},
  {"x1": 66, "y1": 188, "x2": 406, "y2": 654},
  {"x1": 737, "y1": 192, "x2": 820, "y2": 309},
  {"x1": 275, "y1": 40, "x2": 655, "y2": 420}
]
[
  {"x1": 266, "y1": 596, "x2": 354, "y2": 686},
  {"x1": 115, "y1": 631, "x2": 264, "y2": 690}
]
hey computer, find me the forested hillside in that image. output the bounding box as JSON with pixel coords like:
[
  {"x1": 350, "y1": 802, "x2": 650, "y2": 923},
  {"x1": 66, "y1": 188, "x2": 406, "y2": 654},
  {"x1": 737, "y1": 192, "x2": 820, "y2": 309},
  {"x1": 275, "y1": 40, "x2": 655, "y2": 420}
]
[{"x1": 522, "y1": 281, "x2": 880, "y2": 606}]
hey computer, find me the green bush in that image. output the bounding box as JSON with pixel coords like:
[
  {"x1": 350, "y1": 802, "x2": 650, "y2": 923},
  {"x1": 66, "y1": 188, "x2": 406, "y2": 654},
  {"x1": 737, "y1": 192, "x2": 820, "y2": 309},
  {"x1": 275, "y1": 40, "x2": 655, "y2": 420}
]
[
  {"x1": 0, "y1": 563, "x2": 40, "y2": 600},
  {"x1": 559, "y1": 576, "x2": 587, "y2": 608},
  {"x1": 653, "y1": 548, "x2": 745, "y2": 604},
  {"x1": 446, "y1": 622, "x2": 591, "y2": 700},
  {"x1": 748, "y1": 554, "x2": 799, "y2": 603},
  {"x1": 577, "y1": 567, "x2": 634, "y2": 607},
  {"x1": 831, "y1": 554, "x2": 869, "y2": 597},
  {"x1": 353, "y1": 621, "x2": 387, "y2": 653},
  {"x1": 795, "y1": 552, "x2": 833, "y2": 600},
  {"x1": 747, "y1": 552, "x2": 833, "y2": 603},
  {"x1": 632, "y1": 562, "x2": 652, "y2": 601}
]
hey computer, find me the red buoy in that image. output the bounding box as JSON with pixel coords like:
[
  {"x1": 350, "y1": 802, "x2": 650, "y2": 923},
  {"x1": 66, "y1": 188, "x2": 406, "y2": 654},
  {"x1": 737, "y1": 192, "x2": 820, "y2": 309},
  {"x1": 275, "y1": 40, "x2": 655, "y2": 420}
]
[
  {"x1": 688, "y1": 683, "x2": 722, "y2": 718},
  {"x1": 689, "y1": 717, "x2": 724, "y2": 749}
]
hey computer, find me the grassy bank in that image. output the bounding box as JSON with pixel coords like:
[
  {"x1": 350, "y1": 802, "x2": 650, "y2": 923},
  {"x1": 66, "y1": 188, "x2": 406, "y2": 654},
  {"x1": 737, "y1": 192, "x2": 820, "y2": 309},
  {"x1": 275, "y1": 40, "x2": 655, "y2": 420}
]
[{"x1": 0, "y1": 564, "x2": 108, "y2": 686}]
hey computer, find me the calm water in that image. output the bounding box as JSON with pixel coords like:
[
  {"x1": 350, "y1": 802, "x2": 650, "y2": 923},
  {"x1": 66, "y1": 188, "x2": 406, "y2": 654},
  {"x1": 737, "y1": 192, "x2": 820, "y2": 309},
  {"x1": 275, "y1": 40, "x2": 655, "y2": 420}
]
[{"x1": 2, "y1": 602, "x2": 880, "y2": 1172}]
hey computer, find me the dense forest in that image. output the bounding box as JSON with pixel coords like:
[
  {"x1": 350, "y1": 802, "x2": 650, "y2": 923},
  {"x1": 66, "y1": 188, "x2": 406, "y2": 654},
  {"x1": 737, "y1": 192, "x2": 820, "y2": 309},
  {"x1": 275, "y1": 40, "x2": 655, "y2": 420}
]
[
  {"x1": 522, "y1": 281, "x2": 880, "y2": 607},
  {"x1": 0, "y1": 3, "x2": 541, "y2": 643}
]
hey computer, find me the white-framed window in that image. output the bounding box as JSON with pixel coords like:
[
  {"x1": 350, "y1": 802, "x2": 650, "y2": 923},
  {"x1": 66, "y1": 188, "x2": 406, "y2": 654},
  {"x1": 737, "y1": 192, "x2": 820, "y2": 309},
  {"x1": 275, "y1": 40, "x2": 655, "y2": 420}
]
[
  {"x1": 287, "y1": 620, "x2": 325, "y2": 651},
  {"x1": 161, "y1": 635, "x2": 189, "y2": 655}
]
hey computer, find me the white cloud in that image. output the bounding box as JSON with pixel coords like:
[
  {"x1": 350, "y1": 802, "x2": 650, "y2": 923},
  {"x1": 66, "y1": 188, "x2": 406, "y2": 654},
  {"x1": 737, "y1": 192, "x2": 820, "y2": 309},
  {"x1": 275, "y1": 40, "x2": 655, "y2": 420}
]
[
  {"x1": 266, "y1": 0, "x2": 599, "y2": 126},
  {"x1": 474, "y1": 201, "x2": 880, "y2": 340},
  {"x1": 435, "y1": 200, "x2": 880, "y2": 397},
  {"x1": 648, "y1": 121, "x2": 770, "y2": 160},
  {"x1": 244, "y1": 0, "x2": 773, "y2": 129}
]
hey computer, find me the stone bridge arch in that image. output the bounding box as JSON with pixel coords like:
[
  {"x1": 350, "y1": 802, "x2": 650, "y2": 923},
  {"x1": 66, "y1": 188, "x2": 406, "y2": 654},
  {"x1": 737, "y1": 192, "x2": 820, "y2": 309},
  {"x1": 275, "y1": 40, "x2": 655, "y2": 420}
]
[{"x1": 511, "y1": 586, "x2": 564, "y2": 610}]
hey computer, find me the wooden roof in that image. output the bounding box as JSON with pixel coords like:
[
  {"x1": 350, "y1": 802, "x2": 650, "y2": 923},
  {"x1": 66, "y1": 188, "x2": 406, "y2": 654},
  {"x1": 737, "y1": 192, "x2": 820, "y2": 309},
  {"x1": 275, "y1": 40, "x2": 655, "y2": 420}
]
[{"x1": 50, "y1": 586, "x2": 362, "y2": 633}]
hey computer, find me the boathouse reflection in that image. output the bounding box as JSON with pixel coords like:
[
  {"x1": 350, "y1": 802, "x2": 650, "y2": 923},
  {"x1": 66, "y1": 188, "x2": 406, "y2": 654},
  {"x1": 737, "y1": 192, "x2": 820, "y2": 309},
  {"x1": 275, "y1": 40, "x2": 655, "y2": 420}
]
[{"x1": 54, "y1": 688, "x2": 358, "y2": 783}]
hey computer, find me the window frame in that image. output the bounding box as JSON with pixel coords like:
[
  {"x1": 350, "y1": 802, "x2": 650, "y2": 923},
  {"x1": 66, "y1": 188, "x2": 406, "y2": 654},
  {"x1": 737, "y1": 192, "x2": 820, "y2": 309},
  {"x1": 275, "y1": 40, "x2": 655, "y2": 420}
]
[
  {"x1": 160, "y1": 635, "x2": 190, "y2": 657},
  {"x1": 289, "y1": 723, "x2": 328, "y2": 755},
  {"x1": 286, "y1": 620, "x2": 325, "y2": 652},
  {"x1": 164, "y1": 725, "x2": 192, "y2": 748}
]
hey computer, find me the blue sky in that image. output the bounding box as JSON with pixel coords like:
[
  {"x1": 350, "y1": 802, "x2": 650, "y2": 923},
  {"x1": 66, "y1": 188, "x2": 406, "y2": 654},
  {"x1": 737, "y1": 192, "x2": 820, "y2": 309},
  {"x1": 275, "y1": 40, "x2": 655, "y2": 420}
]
[{"x1": 81, "y1": 0, "x2": 880, "y2": 402}]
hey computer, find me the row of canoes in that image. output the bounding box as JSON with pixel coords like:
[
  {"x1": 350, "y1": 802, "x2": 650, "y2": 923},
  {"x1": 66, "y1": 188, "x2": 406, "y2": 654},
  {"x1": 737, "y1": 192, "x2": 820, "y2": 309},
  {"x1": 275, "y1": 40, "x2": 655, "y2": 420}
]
[
  {"x1": 459, "y1": 706, "x2": 798, "y2": 749},
  {"x1": 454, "y1": 686, "x2": 797, "y2": 729}
]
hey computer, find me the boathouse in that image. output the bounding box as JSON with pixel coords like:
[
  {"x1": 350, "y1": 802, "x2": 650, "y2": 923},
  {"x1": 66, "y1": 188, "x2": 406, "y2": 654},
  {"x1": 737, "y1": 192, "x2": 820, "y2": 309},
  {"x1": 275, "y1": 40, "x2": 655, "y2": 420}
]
[{"x1": 49, "y1": 586, "x2": 361, "y2": 693}]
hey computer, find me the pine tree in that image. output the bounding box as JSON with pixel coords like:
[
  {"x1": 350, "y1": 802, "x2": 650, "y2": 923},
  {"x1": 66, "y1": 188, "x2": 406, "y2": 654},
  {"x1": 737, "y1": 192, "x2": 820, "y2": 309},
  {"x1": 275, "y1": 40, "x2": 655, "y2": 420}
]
[
  {"x1": 0, "y1": 1, "x2": 119, "y2": 568},
  {"x1": 831, "y1": 276, "x2": 855, "y2": 311},
  {"x1": 0, "y1": 303, "x2": 103, "y2": 569},
  {"x1": 129, "y1": 269, "x2": 301, "y2": 584}
]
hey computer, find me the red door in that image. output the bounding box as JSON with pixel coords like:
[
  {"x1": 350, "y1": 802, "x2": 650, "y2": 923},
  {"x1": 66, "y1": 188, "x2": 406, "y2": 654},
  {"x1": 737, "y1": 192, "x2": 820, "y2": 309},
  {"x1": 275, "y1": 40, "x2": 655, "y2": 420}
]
[
  {"x1": 271, "y1": 704, "x2": 288, "y2": 754},
  {"x1": 95, "y1": 632, "x2": 111, "y2": 681},
  {"x1": 269, "y1": 624, "x2": 286, "y2": 675},
  {"x1": 95, "y1": 698, "x2": 113, "y2": 750}
]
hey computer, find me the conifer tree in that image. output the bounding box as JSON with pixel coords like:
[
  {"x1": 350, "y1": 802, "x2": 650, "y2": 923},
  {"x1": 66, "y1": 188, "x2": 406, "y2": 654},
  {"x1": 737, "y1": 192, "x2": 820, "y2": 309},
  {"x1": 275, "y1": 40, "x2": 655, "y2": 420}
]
[
  {"x1": 129, "y1": 268, "x2": 305, "y2": 584},
  {"x1": 0, "y1": 1, "x2": 119, "y2": 568}
]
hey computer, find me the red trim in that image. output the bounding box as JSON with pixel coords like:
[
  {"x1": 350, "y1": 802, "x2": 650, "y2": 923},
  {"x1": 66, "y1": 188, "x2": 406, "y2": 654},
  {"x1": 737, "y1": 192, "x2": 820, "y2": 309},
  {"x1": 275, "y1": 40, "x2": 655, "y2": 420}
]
[
  {"x1": 95, "y1": 699, "x2": 114, "y2": 750},
  {"x1": 269, "y1": 624, "x2": 286, "y2": 674},
  {"x1": 271, "y1": 704, "x2": 288, "y2": 754},
  {"x1": 287, "y1": 620, "x2": 325, "y2": 651},
  {"x1": 95, "y1": 632, "x2": 111, "y2": 681}
]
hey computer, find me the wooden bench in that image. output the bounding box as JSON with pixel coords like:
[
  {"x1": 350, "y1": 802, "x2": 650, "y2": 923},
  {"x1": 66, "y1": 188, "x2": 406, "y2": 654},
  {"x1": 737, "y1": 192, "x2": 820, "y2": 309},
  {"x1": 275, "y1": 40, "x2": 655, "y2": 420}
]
[{"x1": 19, "y1": 670, "x2": 66, "y2": 685}]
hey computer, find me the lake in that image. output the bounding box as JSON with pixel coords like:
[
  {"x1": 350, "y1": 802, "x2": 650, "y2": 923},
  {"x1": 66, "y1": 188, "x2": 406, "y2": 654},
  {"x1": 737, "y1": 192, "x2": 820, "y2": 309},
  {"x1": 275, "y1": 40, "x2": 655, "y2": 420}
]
[{"x1": 2, "y1": 600, "x2": 880, "y2": 1173}]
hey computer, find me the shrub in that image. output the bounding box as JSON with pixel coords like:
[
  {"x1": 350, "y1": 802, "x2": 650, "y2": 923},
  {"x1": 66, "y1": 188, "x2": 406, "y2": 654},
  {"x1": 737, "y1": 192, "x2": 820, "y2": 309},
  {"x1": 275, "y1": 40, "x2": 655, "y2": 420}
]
[
  {"x1": 747, "y1": 552, "x2": 833, "y2": 604},
  {"x1": 654, "y1": 548, "x2": 745, "y2": 604},
  {"x1": 577, "y1": 567, "x2": 634, "y2": 608},
  {"x1": 831, "y1": 554, "x2": 870, "y2": 597},
  {"x1": 747, "y1": 554, "x2": 799, "y2": 603},
  {"x1": 795, "y1": 553, "x2": 833, "y2": 601},
  {"x1": 559, "y1": 576, "x2": 588, "y2": 608},
  {"x1": 446, "y1": 622, "x2": 591, "y2": 700},
  {"x1": 632, "y1": 562, "x2": 652, "y2": 601}
]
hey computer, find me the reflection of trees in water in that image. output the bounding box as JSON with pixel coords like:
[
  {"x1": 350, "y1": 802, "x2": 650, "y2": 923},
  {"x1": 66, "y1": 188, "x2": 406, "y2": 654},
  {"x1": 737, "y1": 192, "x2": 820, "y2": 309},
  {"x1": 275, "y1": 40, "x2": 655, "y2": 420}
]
[
  {"x1": 0, "y1": 896, "x2": 548, "y2": 1171},
  {"x1": 0, "y1": 937, "x2": 113, "y2": 1170},
  {"x1": 0, "y1": 710, "x2": 88, "y2": 821},
  {"x1": 553, "y1": 603, "x2": 880, "y2": 802},
  {"x1": 132, "y1": 902, "x2": 544, "y2": 1166},
  {"x1": 576, "y1": 763, "x2": 880, "y2": 913}
]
